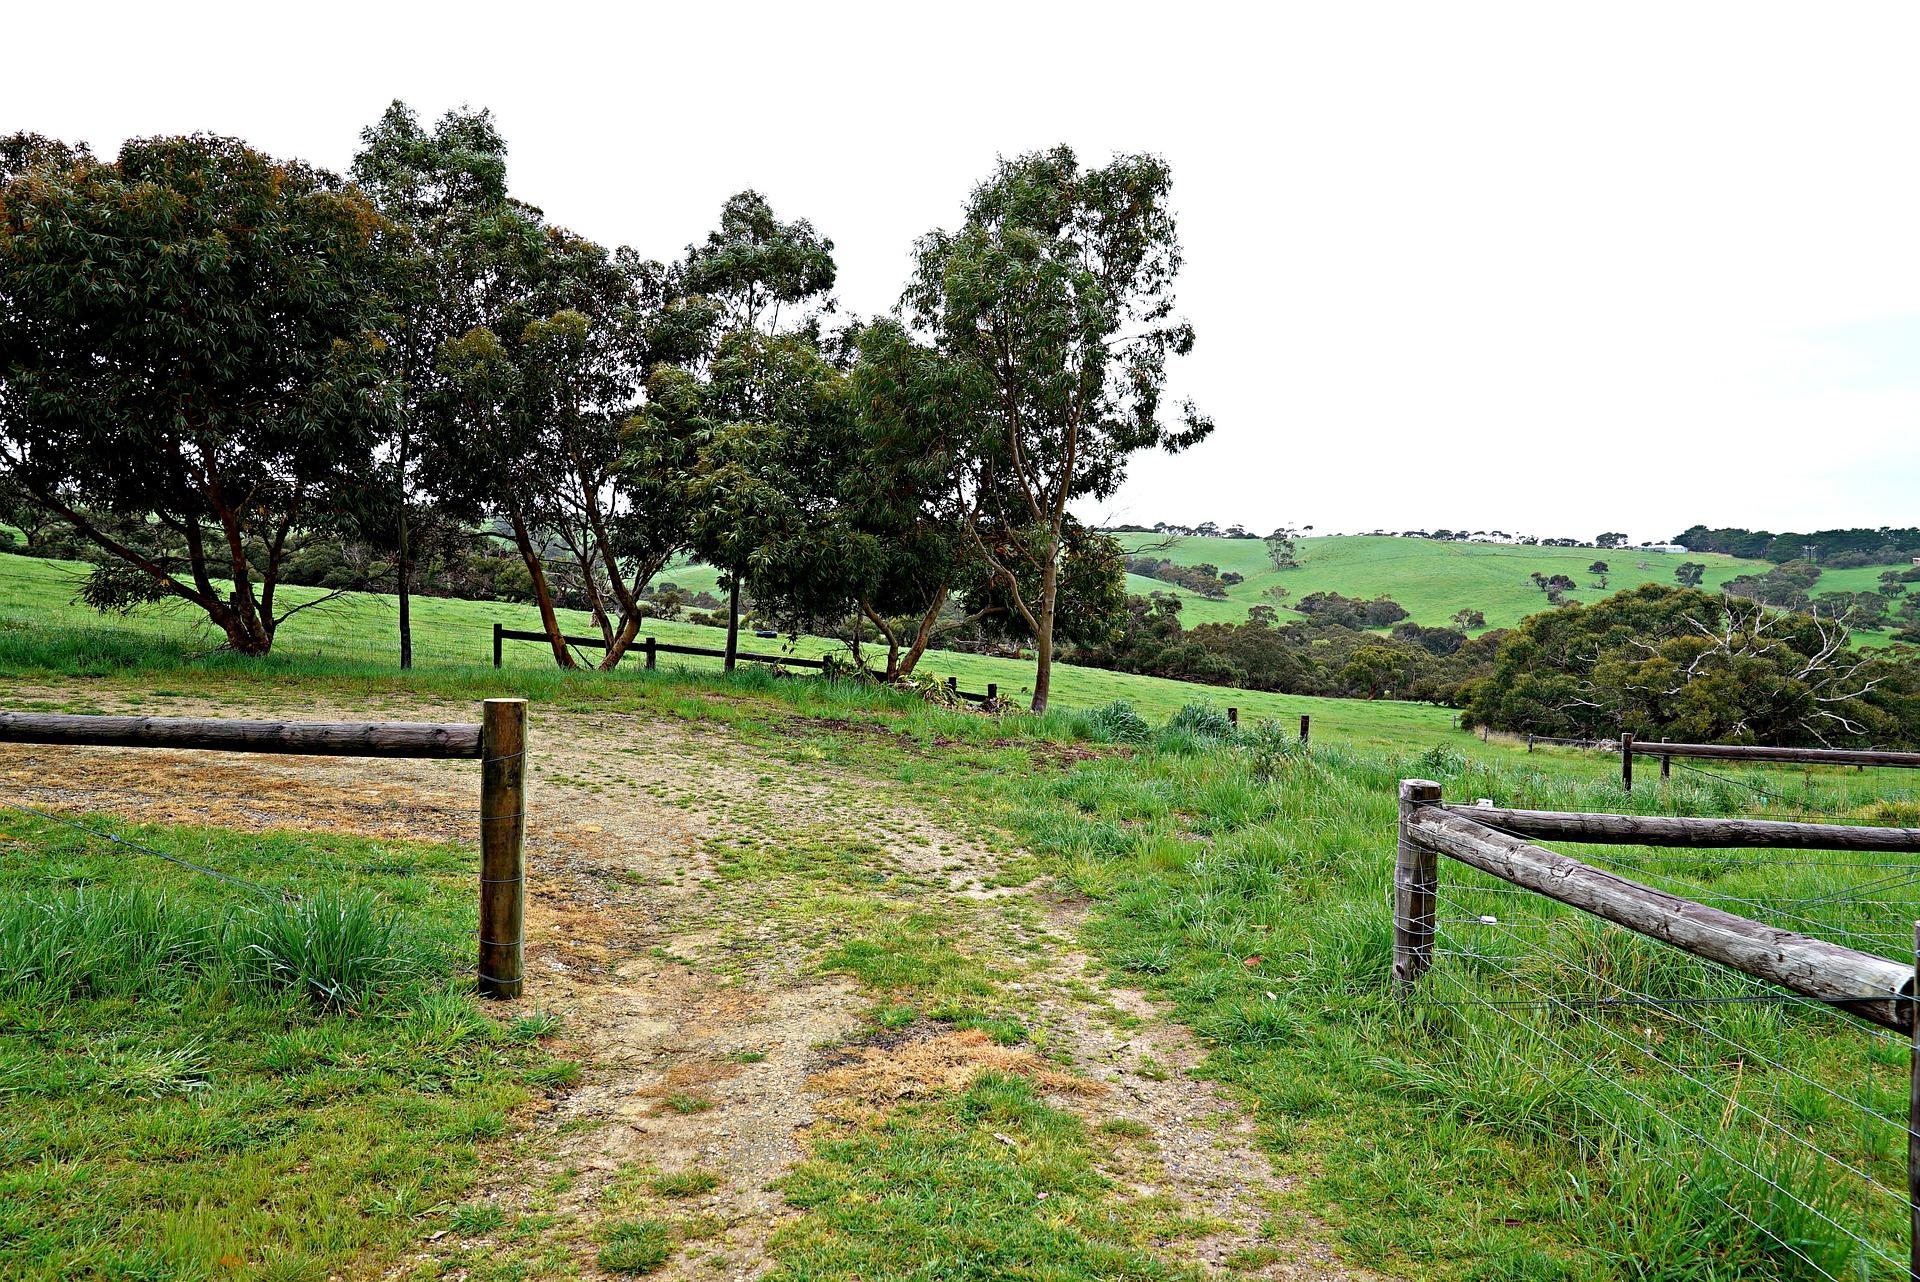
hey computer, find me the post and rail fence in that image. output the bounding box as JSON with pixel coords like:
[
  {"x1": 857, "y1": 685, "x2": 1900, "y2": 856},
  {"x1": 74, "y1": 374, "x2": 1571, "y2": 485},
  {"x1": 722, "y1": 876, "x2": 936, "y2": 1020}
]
[
  {"x1": 1393, "y1": 777, "x2": 1920, "y2": 1276},
  {"x1": 0, "y1": 703, "x2": 529, "y2": 998}
]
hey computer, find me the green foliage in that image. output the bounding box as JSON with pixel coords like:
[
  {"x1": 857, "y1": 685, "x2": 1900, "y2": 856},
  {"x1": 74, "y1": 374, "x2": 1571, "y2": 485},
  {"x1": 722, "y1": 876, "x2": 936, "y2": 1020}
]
[
  {"x1": 1238, "y1": 717, "x2": 1306, "y2": 780},
  {"x1": 1165, "y1": 702, "x2": 1235, "y2": 742},
  {"x1": 1084, "y1": 699, "x2": 1152, "y2": 744},
  {"x1": 0, "y1": 133, "x2": 396, "y2": 654},
  {"x1": 1465, "y1": 584, "x2": 1920, "y2": 746},
  {"x1": 901, "y1": 146, "x2": 1210, "y2": 711},
  {"x1": 598, "y1": 1217, "x2": 673, "y2": 1273}
]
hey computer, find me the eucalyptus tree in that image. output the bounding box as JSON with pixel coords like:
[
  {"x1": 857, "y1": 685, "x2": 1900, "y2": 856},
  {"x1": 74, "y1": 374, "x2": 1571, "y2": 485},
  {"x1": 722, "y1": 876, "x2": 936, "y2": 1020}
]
[
  {"x1": 846, "y1": 319, "x2": 996, "y2": 678},
  {"x1": 902, "y1": 146, "x2": 1212, "y2": 711},
  {"x1": 430, "y1": 217, "x2": 706, "y2": 669},
  {"x1": 350, "y1": 101, "x2": 511, "y2": 667},
  {"x1": 0, "y1": 132, "x2": 394, "y2": 655},
  {"x1": 678, "y1": 329, "x2": 860, "y2": 669},
  {"x1": 670, "y1": 191, "x2": 839, "y2": 659}
]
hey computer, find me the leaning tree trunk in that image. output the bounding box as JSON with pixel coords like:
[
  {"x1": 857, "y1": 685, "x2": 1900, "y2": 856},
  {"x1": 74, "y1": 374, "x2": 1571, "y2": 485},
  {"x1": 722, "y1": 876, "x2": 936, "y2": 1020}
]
[{"x1": 507, "y1": 504, "x2": 575, "y2": 669}]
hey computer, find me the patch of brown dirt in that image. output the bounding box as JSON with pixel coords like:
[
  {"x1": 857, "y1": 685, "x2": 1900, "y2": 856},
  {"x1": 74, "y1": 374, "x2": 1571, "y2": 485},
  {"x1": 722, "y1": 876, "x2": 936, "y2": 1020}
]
[{"x1": 810, "y1": 1025, "x2": 1097, "y2": 1113}]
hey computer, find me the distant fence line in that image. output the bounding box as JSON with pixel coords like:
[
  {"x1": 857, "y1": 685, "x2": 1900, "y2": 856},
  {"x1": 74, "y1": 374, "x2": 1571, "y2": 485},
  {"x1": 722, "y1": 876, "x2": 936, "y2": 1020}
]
[
  {"x1": 1523, "y1": 730, "x2": 1920, "y2": 790},
  {"x1": 491, "y1": 623, "x2": 1001, "y2": 703},
  {"x1": 0, "y1": 703, "x2": 530, "y2": 999}
]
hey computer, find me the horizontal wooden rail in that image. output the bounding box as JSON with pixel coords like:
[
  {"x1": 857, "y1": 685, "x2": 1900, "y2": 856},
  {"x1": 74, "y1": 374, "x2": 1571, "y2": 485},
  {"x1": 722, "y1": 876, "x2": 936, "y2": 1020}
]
[
  {"x1": 1626, "y1": 739, "x2": 1920, "y2": 769},
  {"x1": 1446, "y1": 805, "x2": 1920, "y2": 853},
  {"x1": 0, "y1": 710, "x2": 483, "y2": 759},
  {"x1": 1402, "y1": 798, "x2": 1913, "y2": 1031}
]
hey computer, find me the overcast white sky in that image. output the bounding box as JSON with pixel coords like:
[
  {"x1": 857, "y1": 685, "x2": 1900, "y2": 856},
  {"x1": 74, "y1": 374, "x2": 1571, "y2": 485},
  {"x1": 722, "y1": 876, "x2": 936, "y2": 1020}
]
[{"x1": 8, "y1": 2, "x2": 1918, "y2": 543}]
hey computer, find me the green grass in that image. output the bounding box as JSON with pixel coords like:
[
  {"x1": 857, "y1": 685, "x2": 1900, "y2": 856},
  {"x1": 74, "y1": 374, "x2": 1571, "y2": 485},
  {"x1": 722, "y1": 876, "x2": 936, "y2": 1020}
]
[
  {"x1": 0, "y1": 548, "x2": 1456, "y2": 745},
  {"x1": 0, "y1": 811, "x2": 567, "y2": 1280},
  {"x1": 7, "y1": 546, "x2": 1918, "y2": 1278},
  {"x1": 770, "y1": 1072, "x2": 1206, "y2": 1280}
]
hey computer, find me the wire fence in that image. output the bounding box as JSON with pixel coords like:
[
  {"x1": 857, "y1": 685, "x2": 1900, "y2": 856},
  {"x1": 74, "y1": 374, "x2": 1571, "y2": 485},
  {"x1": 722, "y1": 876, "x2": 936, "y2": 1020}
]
[{"x1": 1408, "y1": 806, "x2": 1917, "y2": 1278}]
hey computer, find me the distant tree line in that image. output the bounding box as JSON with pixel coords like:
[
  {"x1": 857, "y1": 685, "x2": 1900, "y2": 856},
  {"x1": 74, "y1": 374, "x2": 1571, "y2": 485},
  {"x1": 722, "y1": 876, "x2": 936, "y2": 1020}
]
[
  {"x1": 1073, "y1": 590, "x2": 1496, "y2": 702},
  {"x1": 1674, "y1": 524, "x2": 1920, "y2": 566}
]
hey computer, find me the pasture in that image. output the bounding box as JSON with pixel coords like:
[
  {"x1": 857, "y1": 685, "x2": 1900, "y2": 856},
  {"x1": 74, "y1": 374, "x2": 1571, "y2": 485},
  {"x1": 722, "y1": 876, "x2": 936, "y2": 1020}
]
[
  {"x1": 4, "y1": 554, "x2": 1918, "y2": 1280},
  {"x1": 1118, "y1": 533, "x2": 1793, "y2": 632}
]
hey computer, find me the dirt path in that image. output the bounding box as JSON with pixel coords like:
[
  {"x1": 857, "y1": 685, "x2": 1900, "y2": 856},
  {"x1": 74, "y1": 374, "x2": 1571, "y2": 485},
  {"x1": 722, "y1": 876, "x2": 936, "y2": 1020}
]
[{"x1": 0, "y1": 685, "x2": 1369, "y2": 1281}]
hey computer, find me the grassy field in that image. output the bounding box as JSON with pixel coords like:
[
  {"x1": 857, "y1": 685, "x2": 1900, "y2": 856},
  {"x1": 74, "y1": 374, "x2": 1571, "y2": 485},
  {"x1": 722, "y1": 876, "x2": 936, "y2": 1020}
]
[
  {"x1": 1113, "y1": 533, "x2": 1888, "y2": 636},
  {"x1": 6, "y1": 547, "x2": 1920, "y2": 1278},
  {"x1": 0, "y1": 550, "x2": 1456, "y2": 749}
]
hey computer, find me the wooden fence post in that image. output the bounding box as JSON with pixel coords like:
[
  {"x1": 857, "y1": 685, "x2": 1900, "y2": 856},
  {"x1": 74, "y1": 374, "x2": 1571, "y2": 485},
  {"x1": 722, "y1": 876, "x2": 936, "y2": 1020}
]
[
  {"x1": 1910, "y1": 920, "x2": 1919, "y2": 1282},
  {"x1": 644, "y1": 636, "x2": 656, "y2": 671},
  {"x1": 947, "y1": 676, "x2": 958, "y2": 695},
  {"x1": 1394, "y1": 779, "x2": 1443, "y2": 991},
  {"x1": 1528, "y1": 734, "x2": 1535, "y2": 753},
  {"x1": 478, "y1": 698, "x2": 527, "y2": 999},
  {"x1": 1661, "y1": 754, "x2": 1671, "y2": 781},
  {"x1": 1299, "y1": 714, "x2": 1311, "y2": 746},
  {"x1": 1228, "y1": 707, "x2": 1238, "y2": 727},
  {"x1": 1621, "y1": 732, "x2": 1635, "y2": 793},
  {"x1": 987, "y1": 683, "x2": 997, "y2": 701},
  {"x1": 492, "y1": 622, "x2": 503, "y2": 669}
]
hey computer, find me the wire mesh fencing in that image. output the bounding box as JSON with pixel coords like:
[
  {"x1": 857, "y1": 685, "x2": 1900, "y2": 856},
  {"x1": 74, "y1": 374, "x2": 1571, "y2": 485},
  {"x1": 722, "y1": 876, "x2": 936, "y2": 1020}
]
[{"x1": 1397, "y1": 783, "x2": 1920, "y2": 1280}]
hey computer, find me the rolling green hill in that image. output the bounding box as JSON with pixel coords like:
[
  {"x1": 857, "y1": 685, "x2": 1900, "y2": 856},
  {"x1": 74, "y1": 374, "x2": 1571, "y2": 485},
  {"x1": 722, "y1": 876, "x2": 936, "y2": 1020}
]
[{"x1": 1117, "y1": 533, "x2": 1781, "y2": 632}]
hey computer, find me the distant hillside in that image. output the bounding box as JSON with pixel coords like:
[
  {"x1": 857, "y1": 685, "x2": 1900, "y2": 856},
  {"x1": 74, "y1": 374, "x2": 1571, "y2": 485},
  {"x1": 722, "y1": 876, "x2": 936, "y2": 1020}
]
[{"x1": 1113, "y1": 533, "x2": 1774, "y2": 633}]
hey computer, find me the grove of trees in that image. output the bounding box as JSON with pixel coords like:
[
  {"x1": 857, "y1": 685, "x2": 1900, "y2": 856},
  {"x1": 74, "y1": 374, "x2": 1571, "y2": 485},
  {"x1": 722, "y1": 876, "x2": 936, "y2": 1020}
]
[{"x1": 1, "y1": 114, "x2": 1208, "y2": 710}]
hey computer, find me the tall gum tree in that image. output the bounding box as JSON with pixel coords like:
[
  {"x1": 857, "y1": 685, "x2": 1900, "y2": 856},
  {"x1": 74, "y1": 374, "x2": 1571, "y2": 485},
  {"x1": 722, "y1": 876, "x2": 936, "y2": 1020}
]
[
  {"x1": 0, "y1": 133, "x2": 394, "y2": 656},
  {"x1": 676, "y1": 191, "x2": 837, "y2": 667},
  {"x1": 350, "y1": 100, "x2": 511, "y2": 669},
  {"x1": 902, "y1": 146, "x2": 1212, "y2": 712}
]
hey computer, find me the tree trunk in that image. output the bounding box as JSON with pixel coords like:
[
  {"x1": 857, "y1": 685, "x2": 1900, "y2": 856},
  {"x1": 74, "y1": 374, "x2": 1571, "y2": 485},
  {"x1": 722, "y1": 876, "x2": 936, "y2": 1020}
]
[
  {"x1": 397, "y1": 497, "x2": 412, "y2": 670},
  {"x1": 507, "y1": 503, "x2": 575, "y2": 669},
  {"x1": 1030, "y1": 555, "x2": 1060, "y2": 714},
  {"x1": 724, "y1": 573, "x2": 742, "y2": 673},
  {"x1": 896, "y1": 587, "x2": 950, "y2": 679}
]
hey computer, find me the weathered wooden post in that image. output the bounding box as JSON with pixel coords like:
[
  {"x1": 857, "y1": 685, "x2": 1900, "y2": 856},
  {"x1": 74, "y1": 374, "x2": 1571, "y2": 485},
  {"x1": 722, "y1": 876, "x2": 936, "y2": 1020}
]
[
  {"x1": 1621, "y1": 732, "x2": 1635, "y2": 793},
  {"x1": 1528, "y1": 734, "x2": 1535, "y2": 753},
  {"x1": 478, "y1": 698, "x2": 527, "y2": 999},
  {"x1": 1910, "y1": 920, "x2": 1919, "y2": 1282},
  {"x1": 1299, "y1": 714, "x2": 1311, "y2": 746},
  {"x1": 492, "y1": 622, "x2": 503, "y2": 669},
  {"x1": 987, "y1": 683, "x2": 997, "y2": 701},
  {"x1": 1393, "y1": 779, "x2": 1443, "y2": 991},
  {"x1": 644, "y1": 636, "x2": 656, "y2": 671},
  {"x1": 1228, "y1": 707, "x2": 1238, "y2": 727},
  {"x1": 947, "y1": 676, "x2": 958, "y2": 695},
  {"x1": 1661, "y1": 754, "x2": 1671, "y2": 781}
]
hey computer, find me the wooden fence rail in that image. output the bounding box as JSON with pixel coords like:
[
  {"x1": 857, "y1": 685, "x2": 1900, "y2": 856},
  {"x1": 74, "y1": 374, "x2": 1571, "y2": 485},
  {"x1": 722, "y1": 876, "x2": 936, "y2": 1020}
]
[
  {"x1": 1395, "y1": 778, "x2": 1915, "y2": 1030},
  {"x1": 1446, "y1": 804, "x2": 1920, "y2": 852},
  {"x1": 1620, "y1": 734, "x2": 1920, "y2": 791},
  {"x1": 0, "y1": 703, "x2": 529, "y2": 999}
]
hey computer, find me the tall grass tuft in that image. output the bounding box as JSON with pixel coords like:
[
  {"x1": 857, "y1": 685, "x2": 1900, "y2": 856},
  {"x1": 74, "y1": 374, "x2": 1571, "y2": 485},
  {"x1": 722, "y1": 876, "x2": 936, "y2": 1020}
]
[
  {"x1": 0, "y1": 886, "x2": 449, "y2": 1011},
  {"x1": 237, "y1": 892, "x2": 448, "y2": 1010},
  {"x1": 1082, "y1": 699, "x2": 1151, "y2": 745}
]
